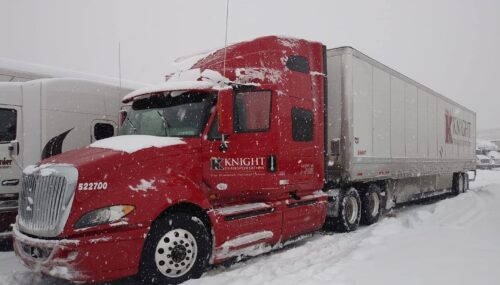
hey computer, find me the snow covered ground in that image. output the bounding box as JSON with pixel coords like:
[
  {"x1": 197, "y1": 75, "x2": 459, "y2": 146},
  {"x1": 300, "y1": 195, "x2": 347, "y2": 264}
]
[{"x1": 1, "y1": 169, "x2": 499, "y2": 285}]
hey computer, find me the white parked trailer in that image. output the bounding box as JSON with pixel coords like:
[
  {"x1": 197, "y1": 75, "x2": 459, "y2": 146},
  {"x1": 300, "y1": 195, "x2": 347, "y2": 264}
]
[
  {"x1": 0, "y1": 57, "x2": 145, "y2": 87},
  {"x1": 0, "y1": 78, "x2": 135, "y2": 236},
  {"x1": 325, "y1": 47, "x2": 476, "y2": 207}
]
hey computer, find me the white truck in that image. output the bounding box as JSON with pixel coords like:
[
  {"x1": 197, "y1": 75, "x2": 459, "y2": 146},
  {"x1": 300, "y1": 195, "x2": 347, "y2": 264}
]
[{"x1": 0, "y1": 78, "x2": 136, "y2": 240}]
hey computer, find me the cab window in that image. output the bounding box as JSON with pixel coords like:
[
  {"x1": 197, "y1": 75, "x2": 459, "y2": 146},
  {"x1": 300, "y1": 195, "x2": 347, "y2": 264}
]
[
  {"x1": 234, "y1": 91, "x2": 271, "y2": 133},
  {"x1": 94, "y1": 123, "x2": 115, "y2": 141},
  {"x1": 292, "y1": 107, "x2": 313, "y2": 141},
  {"x1": 0, "y1": 108, "x2": 17, "y2": 143}
]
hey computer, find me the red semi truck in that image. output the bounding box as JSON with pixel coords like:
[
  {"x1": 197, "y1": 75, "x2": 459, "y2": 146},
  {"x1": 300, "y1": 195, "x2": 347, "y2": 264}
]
[{"x1": 13, "y1": 36, "x2": 476, "y2": 284}]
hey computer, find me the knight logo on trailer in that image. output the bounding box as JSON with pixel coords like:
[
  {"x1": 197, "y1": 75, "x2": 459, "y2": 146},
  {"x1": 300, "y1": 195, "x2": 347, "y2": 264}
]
[
  {"x1": 0, "y1": 157, "x2": 12, "y2": 168},
  {"x1": 445, "y1": 110, "x2": 472, "y2": 145},
  {"x1": 211, "y1": 157, "x2": 266, "y2": 171}
]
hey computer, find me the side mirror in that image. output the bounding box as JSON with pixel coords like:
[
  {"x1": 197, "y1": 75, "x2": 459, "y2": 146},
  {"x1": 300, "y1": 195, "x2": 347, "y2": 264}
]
[
  {"x1": 217, "y1": 88, "x2": 234, "y2": 135},
  {"x1": 8, "y1": 140, "x2": 19, "y2": 156},
  {"x1": 119, "y1": 110, "x2": 128, "y2": 127}
]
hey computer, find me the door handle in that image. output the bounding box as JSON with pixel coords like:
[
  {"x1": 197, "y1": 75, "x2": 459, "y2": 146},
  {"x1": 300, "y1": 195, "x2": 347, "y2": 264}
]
[
  {"x1": 1, "y1": 179, "x2": 19, "y2": 186},
  {"x1": 267, "y1": 155, "x2": 277, "y2": 172}
]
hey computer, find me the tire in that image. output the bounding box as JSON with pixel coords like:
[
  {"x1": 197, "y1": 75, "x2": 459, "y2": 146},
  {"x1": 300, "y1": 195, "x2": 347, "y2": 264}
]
[
  {"x1": 464, "y1": 173, "x2": 469, "y2": 191},
  {"x1": 360, "y1": 184, "x2": 382, "y2": 225},
  {"x1": 0, "y1": 237, "x2": 13, "y2": 252},
  {"x1": 459, "y1": 173, "x2": 465, "y2": 194},
  {"x1": 335, "y1": 188, "x2": 361, "y2": 232},
  {"x1": 138, "y1": 213, "x2": 211, "y2": 285},
  {"x1": 452, "y1": 173, "x2": 464, "y2": 195}
]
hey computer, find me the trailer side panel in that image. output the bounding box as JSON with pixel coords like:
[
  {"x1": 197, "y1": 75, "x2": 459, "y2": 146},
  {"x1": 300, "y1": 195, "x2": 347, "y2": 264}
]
[{"x1": 326, "y1": 47, "x2": 476, "y2": 184}]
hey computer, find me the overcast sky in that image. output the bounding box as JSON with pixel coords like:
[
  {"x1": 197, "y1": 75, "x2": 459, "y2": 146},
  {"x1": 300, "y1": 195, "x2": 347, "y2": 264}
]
[{"x1": 1, "y1": 0, "x2": 499, "y2": 130}]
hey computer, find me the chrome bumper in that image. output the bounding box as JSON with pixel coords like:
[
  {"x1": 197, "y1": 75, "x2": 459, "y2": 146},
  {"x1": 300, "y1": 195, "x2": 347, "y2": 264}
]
[
  {"x1": 0, "y1": 194, "x2": 18, "y2": 213},
  {"x1": 0, "y1": 231, "x2": 12, "y2": 239}
]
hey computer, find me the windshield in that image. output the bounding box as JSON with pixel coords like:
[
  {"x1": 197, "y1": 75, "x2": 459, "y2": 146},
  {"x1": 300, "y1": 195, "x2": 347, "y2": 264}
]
[{"x1": 119, "y1": 92, "x2": 215, "y2": 137}]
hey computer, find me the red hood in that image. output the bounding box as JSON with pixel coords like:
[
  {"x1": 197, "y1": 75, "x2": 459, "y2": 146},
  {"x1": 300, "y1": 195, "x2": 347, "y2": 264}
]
[
  {"x1": 41, "y1": 136, "x2": 201, "y2": 170},
  {"x1": 38, "y1": 136, "x2": 204, "y2": 238}
]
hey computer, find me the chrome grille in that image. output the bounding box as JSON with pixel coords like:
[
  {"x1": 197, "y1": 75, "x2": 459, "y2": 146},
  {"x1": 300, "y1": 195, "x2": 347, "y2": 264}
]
[{"x1": 18, "y1": 166, "x2": 78, "y2": 237}]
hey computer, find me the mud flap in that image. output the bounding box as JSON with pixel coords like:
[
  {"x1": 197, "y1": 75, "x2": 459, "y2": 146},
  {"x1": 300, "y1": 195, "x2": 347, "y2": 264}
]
[{"x1": 468, "y1": 170, "x2": 476, "y2": 182}]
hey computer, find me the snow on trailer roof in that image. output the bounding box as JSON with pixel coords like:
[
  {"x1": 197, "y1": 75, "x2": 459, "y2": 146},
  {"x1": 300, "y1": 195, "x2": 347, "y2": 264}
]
[{"x1": 0, "y1": 57, "x2": 146, "y2": 89}]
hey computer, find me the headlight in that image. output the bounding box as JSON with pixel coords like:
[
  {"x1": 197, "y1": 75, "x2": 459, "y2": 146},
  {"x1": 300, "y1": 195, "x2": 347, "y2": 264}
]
[{"x1": 74, "y1": 205, "x2": 134, "y2": 229}]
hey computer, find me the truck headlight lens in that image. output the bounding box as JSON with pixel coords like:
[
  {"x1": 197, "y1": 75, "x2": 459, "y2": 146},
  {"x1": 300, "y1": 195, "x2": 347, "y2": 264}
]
[{"x1": 74, "y1": 205, "x2": 134, "y2": 229}]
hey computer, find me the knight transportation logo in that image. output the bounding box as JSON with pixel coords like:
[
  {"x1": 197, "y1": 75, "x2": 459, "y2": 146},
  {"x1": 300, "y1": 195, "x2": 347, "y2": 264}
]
[
  {"x1": 445, "y1": 110, "x2": 472, "y2": 146},
  {"x1": 210, "y1": 157, "x2": 266, "y2": 171}
]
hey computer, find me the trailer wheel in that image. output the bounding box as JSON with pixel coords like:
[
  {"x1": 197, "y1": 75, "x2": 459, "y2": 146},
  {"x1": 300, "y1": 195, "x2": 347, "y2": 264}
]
[
  {"x1": 138, "y1": 213, "x2": 211, "y2": 285},
  {"x1": 335, "y1": 188, "x2": 361, "y2": 232},
  {"x1": 460, "y1": 173, "x2": 466, "y2": 193},
  {"x1": 464, "y1": 173, "x2": 469, "y2": 190},
  {"x1": 452, "y1": 173, "x2": 464, "y2": 195},
  {"x1": 360, "y1": 184, "x2": 382, "y2": 225}
]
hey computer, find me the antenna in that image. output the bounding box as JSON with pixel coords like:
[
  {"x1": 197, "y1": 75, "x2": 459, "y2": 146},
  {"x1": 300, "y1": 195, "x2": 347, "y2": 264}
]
[
  {"x1": 118, "y1": 42, "x2": 123, "y2": 93},
  {"x1": 222, "y1": 0, "x2": 230, "y2": 77}
]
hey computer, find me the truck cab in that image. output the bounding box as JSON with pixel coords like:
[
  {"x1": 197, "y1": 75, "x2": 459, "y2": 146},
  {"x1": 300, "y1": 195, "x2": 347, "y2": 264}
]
[{"x1": 13, "y1": 36, "x2": 329, "y2": 284}]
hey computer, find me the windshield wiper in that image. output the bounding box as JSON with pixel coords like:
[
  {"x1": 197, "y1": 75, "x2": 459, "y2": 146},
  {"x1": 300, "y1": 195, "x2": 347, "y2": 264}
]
[
  {"x1": 156, "y1": 110, "x2": 171, "y2": 136},
  {"x1": 125, "y1": 117, "x2": 137, "y2": 134}
]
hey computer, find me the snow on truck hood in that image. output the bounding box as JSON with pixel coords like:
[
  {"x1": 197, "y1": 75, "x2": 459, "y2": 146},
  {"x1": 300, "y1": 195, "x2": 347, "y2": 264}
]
[{"x1": 89, "y1": 135, "x2": 185, "y2": 154}]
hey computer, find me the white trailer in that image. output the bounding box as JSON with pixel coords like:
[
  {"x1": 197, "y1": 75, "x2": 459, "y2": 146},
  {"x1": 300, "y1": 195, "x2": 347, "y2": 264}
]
[
  {"x1": 0, "y1": 78, "x2": 135, "y2": 237},
  {"x1": 0, "y1": 57, "x2": 145, "y2": 85},
  {"x1": 325, "y1": 47, "x2": 476, "y2": 226}
]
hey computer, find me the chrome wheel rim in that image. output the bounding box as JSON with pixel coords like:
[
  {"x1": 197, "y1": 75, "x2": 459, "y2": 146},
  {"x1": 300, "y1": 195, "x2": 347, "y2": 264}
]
[
  {"x1": 346, "y1": 196, "x2": 359, "y2": 224},
  {"x1": 155, "y1": 228, "x2": 198, "y2": 278}
]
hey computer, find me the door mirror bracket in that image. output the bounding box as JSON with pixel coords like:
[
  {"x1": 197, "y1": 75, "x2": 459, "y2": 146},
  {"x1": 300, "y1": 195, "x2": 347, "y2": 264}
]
[
  {"x1": 219, "y1": 135, "x2": 229, "y2": 152},
  {"x1": 8, "y1": 140, "x2": 19, "y2": 156},
  {"x1": 217, "y1": 88, "x2": 234, "y2": 135}
]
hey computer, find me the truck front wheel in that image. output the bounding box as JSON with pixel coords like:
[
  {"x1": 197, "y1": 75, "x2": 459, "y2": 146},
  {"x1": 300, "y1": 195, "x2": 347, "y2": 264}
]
[{"x1": 139, "y1": 213, "x2": 211, "y2": 285}]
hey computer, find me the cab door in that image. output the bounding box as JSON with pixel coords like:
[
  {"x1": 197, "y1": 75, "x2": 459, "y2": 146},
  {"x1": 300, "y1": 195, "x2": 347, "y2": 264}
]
[
  {"x1": 0, "y1": 105, "x2": 23, "y2": 199},
  {"x1": 201, "y1": 90, "x2": 279, "y2": 206}
]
